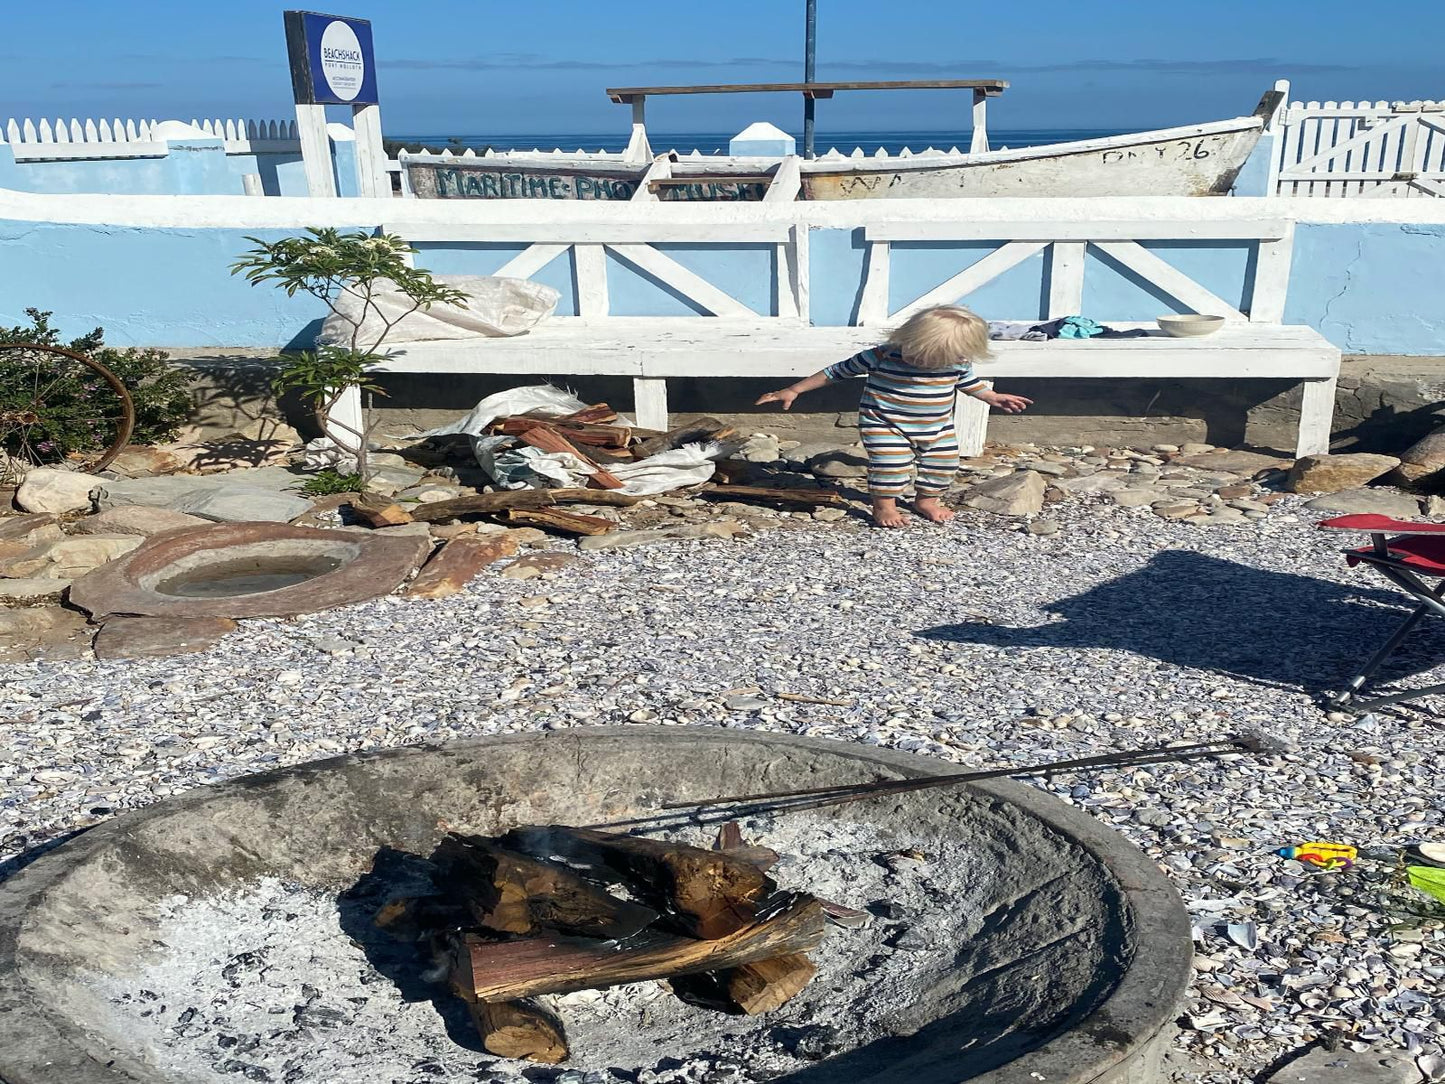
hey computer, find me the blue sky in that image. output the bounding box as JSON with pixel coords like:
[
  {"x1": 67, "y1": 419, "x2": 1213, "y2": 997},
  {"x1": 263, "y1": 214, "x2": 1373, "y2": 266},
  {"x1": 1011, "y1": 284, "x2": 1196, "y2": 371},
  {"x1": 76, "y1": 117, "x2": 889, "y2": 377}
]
[{"x1": 2, "y1": 1, "x2": 1441, "y2": 136}]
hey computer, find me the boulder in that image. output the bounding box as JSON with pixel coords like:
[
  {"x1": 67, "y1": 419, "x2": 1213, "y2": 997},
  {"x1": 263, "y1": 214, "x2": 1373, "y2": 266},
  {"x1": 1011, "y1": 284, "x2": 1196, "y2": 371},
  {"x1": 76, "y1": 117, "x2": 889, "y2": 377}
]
[
  {"x1": 405, "y1": 534, "x2": 519, "y2": 599},
  {"x1": 1286, "y1": 453, "x2": 1401, "y2": 494},
  {"x1": 1304, "y1": 487, "x2": 1422, "y2": 518},
  {"x1": 0, "y1": 534, "x2": 143, "y2": 579},
  {"x1": 15, "y1": 468, "x2": 105, "y2": 514},
  {"x1": 92, "y1": 616, "x2": 237, "y2": 660},
  {"x1": 106, "y1": 445, "x2": 188, "y2": 478},
  {"x1": 962, "y1": 470, "x2": 1046, "y2": 516},
  {"x1": 808, "y1": 451, "x2": 869, "y2": 480},
  {"x1": 235, "y1": 417, "x2": 302, "y2": 447},
  {"x1": 0, "y1": 514, "x2": 64, "y2": 547},
  {"x1": 72, "y1": 506, "x2": 210, "y2": 537},
  {"x1": 578, "y1": 520, "x2": 749, "y2": 551},
  {"x1": 1391, "y1": 429, "x2": 1445, "y2": 487}
]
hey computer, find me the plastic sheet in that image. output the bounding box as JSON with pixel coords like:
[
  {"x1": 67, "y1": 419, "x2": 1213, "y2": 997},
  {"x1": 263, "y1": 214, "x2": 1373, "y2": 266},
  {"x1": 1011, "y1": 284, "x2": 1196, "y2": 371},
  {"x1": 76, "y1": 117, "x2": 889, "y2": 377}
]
[{"x1": 319, "y1": 275, "x2": 560, "y2": 347}]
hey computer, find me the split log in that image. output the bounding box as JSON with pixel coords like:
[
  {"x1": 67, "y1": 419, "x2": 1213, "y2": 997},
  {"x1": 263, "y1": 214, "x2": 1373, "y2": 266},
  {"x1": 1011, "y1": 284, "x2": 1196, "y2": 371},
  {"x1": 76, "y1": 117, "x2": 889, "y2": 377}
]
[
  {"x1": 410, "y1": 489, "x2": 556, "y2": 523},
  {"x1": 432, "y1": 834, "x2": 656, "y2": 939},
  {"x1": 496, "y1": 417, "x2": 632, "y2": 449},
  {"x1": 701, "y1": 485, "x2": 845, "y2": 508},
  {"x1": 349, "y1": 492, "x2": 413, "y2": 527},
  {"x1": 517, "y1": 427, "x2": 625, "y2": 490},
  {"x1": 723, "y1": 845, "x2": 781, "y2": 873},
  {"x1": 671, "y1": 953, "x2": 818, "y2": 1015},
  {"x1": 500, "y1": 508, "x2": 615, "y2": 537},
  {"x1": 555, "y1": 403, "x2": 618, "y2": 426},
  {"x1": 451, "y1": 893, "x2": 826, "y2": 1002},
  {"x1": 633, "y1": 418, "x2": 737, "y2": 459},
  {"x1": 501, "y1": 826, "x2": 774, "y2": 939},
  {"x1": 405, "y1": 535, "x2": 519, "y2": 600},
  {"x1": 469, "y1": 999, "x2": 569, "y2": 1064},
  {"x1": 714, "y1": 822, "x2": 744, "y2": 851}
]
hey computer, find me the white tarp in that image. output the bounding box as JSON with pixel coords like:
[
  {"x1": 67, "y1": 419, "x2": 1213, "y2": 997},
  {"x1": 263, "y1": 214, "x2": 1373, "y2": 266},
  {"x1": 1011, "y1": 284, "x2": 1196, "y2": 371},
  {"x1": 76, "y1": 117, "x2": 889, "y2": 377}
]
[{"x1": 319, "y1": 274, "x2": 560, "y2": 347}]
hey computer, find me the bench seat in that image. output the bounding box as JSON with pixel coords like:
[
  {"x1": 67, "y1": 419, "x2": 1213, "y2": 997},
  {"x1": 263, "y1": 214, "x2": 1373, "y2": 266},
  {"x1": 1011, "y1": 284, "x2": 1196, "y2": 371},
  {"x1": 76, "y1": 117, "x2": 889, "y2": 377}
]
[{"x1": 347, "y1": 317, "x2": 1340, "y2": 457}]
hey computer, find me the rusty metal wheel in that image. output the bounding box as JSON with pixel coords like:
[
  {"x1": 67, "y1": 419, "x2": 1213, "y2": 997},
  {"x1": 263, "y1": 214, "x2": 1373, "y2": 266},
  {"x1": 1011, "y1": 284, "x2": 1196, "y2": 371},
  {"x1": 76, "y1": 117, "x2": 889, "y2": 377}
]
[{"x1": 0, "y1": 342, "x2": 136, "y2": 482}]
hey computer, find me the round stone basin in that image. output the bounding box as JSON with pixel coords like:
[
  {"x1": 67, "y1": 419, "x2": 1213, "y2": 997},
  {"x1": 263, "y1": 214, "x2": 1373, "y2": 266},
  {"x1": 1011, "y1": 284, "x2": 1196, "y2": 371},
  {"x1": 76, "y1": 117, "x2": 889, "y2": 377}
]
[
  {"x1": 0, "y1": 730, "x2": 1191, "y2": 1084},
  {"x1": 69, "y1": 522, "x2": 430, "y2": 619}
]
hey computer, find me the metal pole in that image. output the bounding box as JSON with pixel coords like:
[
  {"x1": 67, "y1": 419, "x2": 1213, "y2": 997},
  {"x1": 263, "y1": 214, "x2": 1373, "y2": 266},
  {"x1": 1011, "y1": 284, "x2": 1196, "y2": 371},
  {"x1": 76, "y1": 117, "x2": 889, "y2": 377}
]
[{"x1": 803, "y1": 0, "x2": 817, "y2": 159}]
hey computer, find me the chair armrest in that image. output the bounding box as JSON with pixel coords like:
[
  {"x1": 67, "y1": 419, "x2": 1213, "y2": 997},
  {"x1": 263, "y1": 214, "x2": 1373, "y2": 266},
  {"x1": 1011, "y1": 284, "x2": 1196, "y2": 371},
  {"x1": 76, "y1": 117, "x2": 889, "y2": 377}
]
[{"x1": 1317, "y1": 513, "x2": 1443, "y2": 535}]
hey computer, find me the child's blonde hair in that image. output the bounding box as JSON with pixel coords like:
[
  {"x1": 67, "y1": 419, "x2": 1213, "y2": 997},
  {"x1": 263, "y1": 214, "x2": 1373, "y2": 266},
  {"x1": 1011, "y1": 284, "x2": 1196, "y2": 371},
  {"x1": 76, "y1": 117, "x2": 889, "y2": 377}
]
[{"x1": 890, "y1": 305, "x2": 992, "y2": 370}]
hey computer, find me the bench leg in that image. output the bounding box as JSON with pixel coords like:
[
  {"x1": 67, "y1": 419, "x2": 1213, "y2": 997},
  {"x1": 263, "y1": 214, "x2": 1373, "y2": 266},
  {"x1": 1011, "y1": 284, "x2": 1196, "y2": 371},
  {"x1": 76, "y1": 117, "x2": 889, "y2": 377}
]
[
  {"x1": 633, "y1": 378, "x2": 669, "y2": 432},
  {"x1": 327, "y1": 385, "x2": 364, "y2": 449},
  {"x1": 1296, "y1": 376, "x2": 1337, "y2": 458},
  {"x1": 955, "y1": 392, "x2": 990, "y2": 458}
]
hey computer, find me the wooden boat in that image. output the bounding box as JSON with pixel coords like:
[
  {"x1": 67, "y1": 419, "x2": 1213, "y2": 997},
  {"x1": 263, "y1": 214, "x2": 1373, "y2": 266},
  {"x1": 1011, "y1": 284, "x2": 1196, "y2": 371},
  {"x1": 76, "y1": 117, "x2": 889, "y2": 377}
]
[{"x1": 402, "y1": 88, "x2": 1280, "y2": 202}]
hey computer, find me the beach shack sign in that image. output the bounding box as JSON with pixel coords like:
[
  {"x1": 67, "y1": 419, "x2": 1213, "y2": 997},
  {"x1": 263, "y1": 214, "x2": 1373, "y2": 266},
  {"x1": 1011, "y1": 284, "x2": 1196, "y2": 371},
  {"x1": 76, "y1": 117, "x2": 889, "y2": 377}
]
[
  {"x1": 405, "y1": 158, "x2": 769, "y2": 201},
  {"x1": 283, "y1": 10, "x2": 379, "y2": 105}
]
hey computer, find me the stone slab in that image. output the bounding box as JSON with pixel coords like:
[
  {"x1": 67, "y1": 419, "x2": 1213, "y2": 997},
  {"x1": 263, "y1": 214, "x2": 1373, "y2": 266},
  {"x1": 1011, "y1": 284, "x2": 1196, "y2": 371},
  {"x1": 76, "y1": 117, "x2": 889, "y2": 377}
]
[
  {"x1": 92, "y1": 616, "x2": 238, "y2": 660},
  {"x1": 1264, "y1": 1046, "x2": 1416, "y2": 1084},
  {"x1": 405, "y1": 535, "x2": 519, "y2": 599},
  {"x1": 72, "y1": 506, "x2": 211, "y2": 537},
  {"x1": 1304, "y1": 488, "x2": 1422, "y2": 519}
]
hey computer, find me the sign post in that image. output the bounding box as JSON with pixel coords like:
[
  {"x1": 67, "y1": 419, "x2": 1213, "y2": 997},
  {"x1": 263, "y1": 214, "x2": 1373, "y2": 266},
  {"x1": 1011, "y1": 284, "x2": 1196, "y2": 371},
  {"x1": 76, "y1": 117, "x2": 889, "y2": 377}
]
[{"x1": 283, "y1": 10, "x2": 388, "y2": 197}]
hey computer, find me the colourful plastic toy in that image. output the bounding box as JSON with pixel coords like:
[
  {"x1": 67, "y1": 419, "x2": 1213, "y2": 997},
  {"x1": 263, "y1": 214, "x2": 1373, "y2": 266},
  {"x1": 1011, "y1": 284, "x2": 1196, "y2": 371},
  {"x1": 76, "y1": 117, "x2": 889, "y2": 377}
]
[{"x1": 1276, "y1": 842, "x2": 1358, "y2": 869}]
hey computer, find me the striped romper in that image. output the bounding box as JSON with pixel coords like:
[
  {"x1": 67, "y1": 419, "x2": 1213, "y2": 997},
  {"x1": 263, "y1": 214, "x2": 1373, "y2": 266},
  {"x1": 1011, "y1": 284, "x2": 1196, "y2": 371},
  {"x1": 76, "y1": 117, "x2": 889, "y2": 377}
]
[{"x1": 824, "y1": 345, "x2": 986, "y2": 497}]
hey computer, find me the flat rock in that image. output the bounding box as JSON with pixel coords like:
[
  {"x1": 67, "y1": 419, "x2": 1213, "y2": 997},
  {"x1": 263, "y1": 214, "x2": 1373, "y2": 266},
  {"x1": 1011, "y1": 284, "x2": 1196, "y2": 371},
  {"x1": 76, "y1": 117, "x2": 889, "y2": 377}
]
[
  {"x1": 96, "y1": 470, "x2": 314, "y2": 522},
  {"x1": 500, "y1": 552, "x2": 581, "y2": 580},
  {"x1": 1263, "y1": 1047, "x2": 1416, "y2": 1084},
  {"x1": 962, "y1": 470, "x2": 1045, "y2": 516},
  {"x1": 1392, "y1": 429, "x2": 1445, "y2": 486},
  {"x1": 1053, "y1": 473, "x2": 1130, "y2": 495},
  {"x1": 15, "y1": 468, "x2": 105, "y2": 514},
  {"x1": 1111, "y1": 487, "x2": 1171, "y2": 508},
  {"x1": 0, "y1": 514, "x2": 64, "y2": 547},
  {"x1": 1304, "y1": 487, "x2": 1421, "y2": 518},
  {"x1": 92, "y1": 616, "x2": 238, "y2": 660},
  {"x1": 106, "y1": 445, "x2": 188, "y2": 478},
  {"x1": 808, "y1": 451, "x2": 869, "y2": 479},
  {"x1": 578, "y1": 520, "x2": 749, "y2": 551},
  {"x1": 71, "y1": 506, "x2": 210, "y2": 537},
  {"x1": 0, "y1": 577, "x2": 71, "y2": 601},
  {"x1": 0, "y1": 606, "x2": 91, "y2": 662},
  {"x1": 1173, "y1": 449, "x2": 1290, "y2": 476},
  {"x1": 1, "y1": 534, "x2": 142, "y2": 579},
  {"x1": 812, "y1": 507, "x2": 850, "y2": 522},
  {"x1": 1286, "y1": 452, "x2": 1401, "y2": 494},
  {"x1": 405, "y1": 535, "x2": 520, "y2": 599}
]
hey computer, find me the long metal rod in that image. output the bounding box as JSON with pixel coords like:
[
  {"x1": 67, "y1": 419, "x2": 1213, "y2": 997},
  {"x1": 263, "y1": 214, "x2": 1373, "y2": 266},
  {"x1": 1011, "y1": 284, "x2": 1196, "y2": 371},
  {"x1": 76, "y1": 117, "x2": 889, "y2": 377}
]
[{"x1": 802, "y1": 0, "x2": 817, "y2": 160}]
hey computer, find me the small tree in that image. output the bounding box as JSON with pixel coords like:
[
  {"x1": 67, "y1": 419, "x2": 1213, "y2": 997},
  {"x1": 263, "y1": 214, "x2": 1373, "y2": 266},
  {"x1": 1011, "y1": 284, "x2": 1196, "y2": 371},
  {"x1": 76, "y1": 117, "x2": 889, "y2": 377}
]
[{"x1": 230, "y1": 227, "x2": 466, "y2": 480}]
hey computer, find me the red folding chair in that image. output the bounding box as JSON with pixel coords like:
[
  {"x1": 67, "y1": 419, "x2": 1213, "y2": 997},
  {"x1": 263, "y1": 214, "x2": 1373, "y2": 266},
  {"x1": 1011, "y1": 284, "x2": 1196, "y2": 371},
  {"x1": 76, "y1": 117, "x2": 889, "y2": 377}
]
[{"x1": 1318, "y1": 513, "x2": 1445, "y2": 712}]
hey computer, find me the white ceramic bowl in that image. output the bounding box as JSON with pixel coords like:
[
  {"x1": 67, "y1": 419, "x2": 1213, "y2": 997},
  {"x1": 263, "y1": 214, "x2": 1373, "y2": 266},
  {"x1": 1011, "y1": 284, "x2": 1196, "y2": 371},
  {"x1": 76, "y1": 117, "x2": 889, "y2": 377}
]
[{"x1": 1157, "y1": 314, "x2": 1225, "y2": 337}]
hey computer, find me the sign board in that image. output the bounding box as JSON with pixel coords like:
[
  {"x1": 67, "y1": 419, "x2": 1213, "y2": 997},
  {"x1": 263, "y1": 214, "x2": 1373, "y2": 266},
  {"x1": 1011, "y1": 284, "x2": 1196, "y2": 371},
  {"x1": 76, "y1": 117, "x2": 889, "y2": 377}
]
[
  {"x1": 283, "y1": 10, "x2": 379, "y2": 105},
  {"x1": 405, "y1": 159, "x2": 769, "y2": 202}
]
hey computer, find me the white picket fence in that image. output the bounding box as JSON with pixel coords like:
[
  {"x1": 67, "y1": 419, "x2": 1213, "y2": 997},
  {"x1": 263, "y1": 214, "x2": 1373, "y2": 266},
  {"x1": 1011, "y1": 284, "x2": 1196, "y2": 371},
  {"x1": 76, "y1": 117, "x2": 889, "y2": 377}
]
[
  {"x1": 1, "y1": 115, "x2": 300, "y2": 159},
  {"x1": 1274, "y1": 99, "x2": 1445, "y2": 197}
]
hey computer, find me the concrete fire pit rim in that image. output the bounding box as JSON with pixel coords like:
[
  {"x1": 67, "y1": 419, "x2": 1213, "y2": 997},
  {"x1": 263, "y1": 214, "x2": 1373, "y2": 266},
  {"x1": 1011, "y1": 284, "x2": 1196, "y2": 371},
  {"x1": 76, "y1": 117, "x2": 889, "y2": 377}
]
[
  {"x1": 67, "y1": 521, "x2": 429, "y2": 620},
  {"x1": 0, "y1": 728, "x2": 1191, "y2": 1084}
]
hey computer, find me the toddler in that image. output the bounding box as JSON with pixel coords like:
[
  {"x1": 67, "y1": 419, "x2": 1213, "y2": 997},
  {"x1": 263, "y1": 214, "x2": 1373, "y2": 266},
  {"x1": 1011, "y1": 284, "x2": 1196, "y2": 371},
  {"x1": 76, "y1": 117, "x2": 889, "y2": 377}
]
[{"x1": 756, "y1": 305, "x2": 1031, "y2": 528}]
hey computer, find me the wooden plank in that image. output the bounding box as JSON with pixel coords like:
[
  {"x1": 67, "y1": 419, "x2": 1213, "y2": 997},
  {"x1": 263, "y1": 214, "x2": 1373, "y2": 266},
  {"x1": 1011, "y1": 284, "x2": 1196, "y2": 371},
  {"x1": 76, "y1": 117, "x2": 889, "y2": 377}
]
[
  {"x1": 857, "y1": 240, "x2": 891, "y2": 326},
  {"x1": 1248, "y1": 224, "x2": 1294, "y2": 323},
  {"x1": 630, "y1": 156, "x2": 671, "y2": 203},
  {"x1": 606, "y1": 80, "x2": 1009, "y2": 102},
  {"x1": 865, "y1": 221, "x2": 1289, "y2": 243},
  {"x1": 1047, "y1": 242, "x2": 1085, "y2": 318},
  {"x1": 632, "y1": 377, "x2": 670, "y2": 431},
  {"x1": 891, "y1": 241, "x2": 1048, "y2": 324},
  {"x1": 955, "y1": 392, "x2": 991, "y2": 457},
  {"x1": 1092, "y1": 241, "x2": 1245, "y2": 321},
  {"x1": 294, "y1": 102, "x2": 336, "y2": 198},
  {"x1": 491, "y1": 243, "x2": 570, "y2": 281},
  {"x1": 607, "y1": 243, "x2": 757, "y2": 318},
  {"x1": 390, "y1": 223, "x2": 789, "y2": 244},
  {"x1": 1296, "y1": 377, "x2": 1337, "y2": 457},
  {"x1": 573, "y1": 244, "x2": 610, "y2": 317},
  {"x1": 970, "y1": 88, "x2": 989, "y2": 154},
  {"x1": 351, "y1": 103, "x2": 389, "y2": 198},
  {"x1": 763, "y1": 156, "x2": 802, "y2": 203}
]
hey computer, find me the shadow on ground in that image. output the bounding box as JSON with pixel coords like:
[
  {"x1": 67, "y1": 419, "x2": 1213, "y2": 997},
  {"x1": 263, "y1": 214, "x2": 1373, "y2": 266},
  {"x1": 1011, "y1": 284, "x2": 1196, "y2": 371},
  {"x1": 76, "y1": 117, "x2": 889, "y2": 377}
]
[{"x1": 917, "y1": 550, "x2": 1445, "y2": 697}]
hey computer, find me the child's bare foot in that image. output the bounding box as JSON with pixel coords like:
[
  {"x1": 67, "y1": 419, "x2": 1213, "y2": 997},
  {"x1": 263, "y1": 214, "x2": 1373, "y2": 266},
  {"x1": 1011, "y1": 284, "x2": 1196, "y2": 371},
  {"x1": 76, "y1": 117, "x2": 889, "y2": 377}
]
[
  {"x1": 872, "y1": 497, "x2": 909, "y2": 528},
  {"x1": 914, "y1": 496, "x2": 955, "y2": 524}
]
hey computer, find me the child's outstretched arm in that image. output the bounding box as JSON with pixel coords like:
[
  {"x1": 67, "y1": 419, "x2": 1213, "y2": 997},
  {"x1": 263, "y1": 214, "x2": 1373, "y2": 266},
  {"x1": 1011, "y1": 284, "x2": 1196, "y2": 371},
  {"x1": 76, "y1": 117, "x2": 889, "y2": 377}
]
[{"x1": 756, "y1": 369, "x2": 830, "y2": 411}]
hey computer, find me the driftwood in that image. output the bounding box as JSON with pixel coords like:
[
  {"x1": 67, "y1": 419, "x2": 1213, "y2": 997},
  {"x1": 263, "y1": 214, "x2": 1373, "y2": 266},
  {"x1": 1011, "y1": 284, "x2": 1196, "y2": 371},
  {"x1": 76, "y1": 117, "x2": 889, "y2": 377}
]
[
  {"x1": 500, "y1": 508, "x2": 616, "y2": 537},
  {"x1": 502, "y1": 825, "x2": 774, "y2": 939},
  {"x1": 410, "y1": 489, "x2": 556, "y2": 522},
  {"x1": 633, "y1": 417, "x2": 737, "y2": 459},
  {"x1": 349, "y1": 492, "x2": 413, "y2": 527},
  {"x1": 546, "y1": 488, "x2": 645, "y2": 507},
  {"x1": 470, "y1": 999, "x2": 569, "y2": 1064},
  {"x1": 433, "y1": 834, "x2": 657, "y2": 939},
  {"x1": 451, "y1": 894, "x2": 826, "y2": 1002},
  {"x1": 702, "y1": 485, "x2": 846, "y2": 508}
]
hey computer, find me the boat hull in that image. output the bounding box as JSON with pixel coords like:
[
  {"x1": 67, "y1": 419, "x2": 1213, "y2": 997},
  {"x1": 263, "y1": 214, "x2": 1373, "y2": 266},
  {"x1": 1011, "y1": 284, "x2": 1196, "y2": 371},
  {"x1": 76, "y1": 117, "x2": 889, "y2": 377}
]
[
  {"x1": 800, "y1": 120, "x2": 1264, "y2": 199},
  {"x1": 404, "y1": 159, "x2": 768, "y2": 201}
]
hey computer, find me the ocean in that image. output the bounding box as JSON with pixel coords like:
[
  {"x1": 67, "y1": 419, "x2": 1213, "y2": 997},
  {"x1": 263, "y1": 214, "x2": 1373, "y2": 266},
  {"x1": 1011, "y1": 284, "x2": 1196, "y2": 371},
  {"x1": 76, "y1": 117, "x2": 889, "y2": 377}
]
[{"x1": 387, "y1": 128, "x2": 1131, "y2": 155}]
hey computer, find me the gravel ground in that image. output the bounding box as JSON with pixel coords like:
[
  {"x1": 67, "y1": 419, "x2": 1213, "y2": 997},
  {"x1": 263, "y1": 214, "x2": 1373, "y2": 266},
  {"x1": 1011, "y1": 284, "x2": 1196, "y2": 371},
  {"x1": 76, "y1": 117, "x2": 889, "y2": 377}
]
[{"x1": 2, "y1": 497, "x2": 1443, "y2": 1083}]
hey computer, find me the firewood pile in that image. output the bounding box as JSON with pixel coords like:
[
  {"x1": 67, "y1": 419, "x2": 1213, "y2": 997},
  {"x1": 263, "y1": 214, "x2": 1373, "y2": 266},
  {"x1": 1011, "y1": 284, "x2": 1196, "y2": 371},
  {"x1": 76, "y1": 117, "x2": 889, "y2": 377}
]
[
  {"x1": 375, "y1": 823, "x2": 858, "y2": 1065},
  {"x1": 353, "y1": 404, "x2": 848, "y2": 538}
]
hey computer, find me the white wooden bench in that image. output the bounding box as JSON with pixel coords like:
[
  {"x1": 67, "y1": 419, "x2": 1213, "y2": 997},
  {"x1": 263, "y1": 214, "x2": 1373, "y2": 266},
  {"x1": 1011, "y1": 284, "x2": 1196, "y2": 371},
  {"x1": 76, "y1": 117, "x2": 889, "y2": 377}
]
[{"x1": 330, "y1": 212, "x2": 1341, "y2": 457}]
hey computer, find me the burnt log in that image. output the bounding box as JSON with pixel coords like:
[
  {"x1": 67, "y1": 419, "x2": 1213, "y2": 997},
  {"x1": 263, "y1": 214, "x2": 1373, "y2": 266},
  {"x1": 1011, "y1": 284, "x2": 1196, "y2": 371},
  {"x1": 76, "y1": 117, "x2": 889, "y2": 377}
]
[
  {"x1": 501, "y1": 825, "x2": 775, "y2": 939},
  {"x1": 671, "y1": 953, "x2": 818, "y2": 1015},
  {"x1": 469, "y1": 999, "x2": 569, "y2": 1064},
  {"x1": 452, "y1": 893, "x2": 825, "y2": 1002},
  {"x1": 432, "y1": 834, "x2": 656, "y2": 939}
]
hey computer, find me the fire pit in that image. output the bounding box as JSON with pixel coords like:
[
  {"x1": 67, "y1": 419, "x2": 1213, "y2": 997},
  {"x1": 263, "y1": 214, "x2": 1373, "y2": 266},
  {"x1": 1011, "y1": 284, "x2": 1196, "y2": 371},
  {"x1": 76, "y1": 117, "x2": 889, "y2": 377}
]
[
  {"x1": 68, "y1": 522, "x2": 430, "y2": 620},
  {"x1": 0, "y1": 730, "x2": 1191, "y2": 1084}
]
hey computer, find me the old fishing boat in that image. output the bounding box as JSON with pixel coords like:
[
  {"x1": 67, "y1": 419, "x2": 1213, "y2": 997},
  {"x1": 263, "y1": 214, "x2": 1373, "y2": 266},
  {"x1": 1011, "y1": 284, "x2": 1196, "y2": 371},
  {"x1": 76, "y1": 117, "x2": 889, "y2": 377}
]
[{"x1": 401, "y1": 81, "x2": 1279, "y2": 202}]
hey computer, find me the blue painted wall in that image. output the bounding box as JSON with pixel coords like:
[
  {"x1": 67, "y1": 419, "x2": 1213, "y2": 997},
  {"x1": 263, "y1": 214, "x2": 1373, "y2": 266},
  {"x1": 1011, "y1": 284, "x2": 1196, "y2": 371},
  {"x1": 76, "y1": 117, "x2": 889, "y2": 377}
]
[
  {"x1": 0, "y1": 215, "x2": 1442, "y2": 355},
  {"x1": 6, "y1": 148, "x2": 316, "y2": 196}
]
